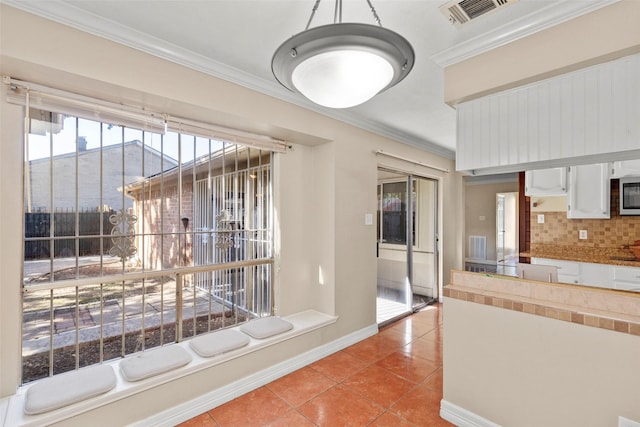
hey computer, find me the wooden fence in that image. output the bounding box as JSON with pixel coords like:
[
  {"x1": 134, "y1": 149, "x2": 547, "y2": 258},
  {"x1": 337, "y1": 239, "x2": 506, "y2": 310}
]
[{"x1": 24, "y1": 210, "x2": 115, "y2": 259}]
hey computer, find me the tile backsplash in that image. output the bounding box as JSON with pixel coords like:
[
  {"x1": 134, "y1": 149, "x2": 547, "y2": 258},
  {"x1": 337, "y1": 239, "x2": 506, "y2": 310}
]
[{"x1": 530, "y1": 180, "x2": 640, "y2": 249}]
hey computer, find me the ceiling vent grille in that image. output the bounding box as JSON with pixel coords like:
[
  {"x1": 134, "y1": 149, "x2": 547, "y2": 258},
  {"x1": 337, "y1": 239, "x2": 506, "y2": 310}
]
[{"x1": 439, "y1": 0, "x2": 519, "y2": 27}]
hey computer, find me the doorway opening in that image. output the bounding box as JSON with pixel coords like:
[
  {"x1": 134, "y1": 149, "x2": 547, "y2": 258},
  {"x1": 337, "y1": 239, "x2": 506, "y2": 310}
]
[
  {"x1": 496, "y1": 192, "x2": 518, "y2": 276},
  {"x1": 376, "y1": 168, "x2": 438, "y2": 325}
]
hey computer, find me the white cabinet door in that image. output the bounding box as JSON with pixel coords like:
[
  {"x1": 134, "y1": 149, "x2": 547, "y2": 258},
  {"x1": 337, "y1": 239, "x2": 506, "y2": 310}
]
[
  {"x1": 579, "y1": 262, "x2": 611, "y2": 288},
  {"x1": 613, "y1": 282, "x2": 640, "y2": 292},
  {"x1": 611, "y1": 266, "x2": 640, "y2": 292},
  {"x1": 531, "y1": 257, "x2": 579, "y2": 284},
  {"x1": 609, "y1": 160, "x2": 640, "y2": 178},
  {"x1": 567, "y1": 163, "x2": 610, "y2": 219},
  {"x1": 531, "y1": 258, "x2": 613, "y2": 288},
  {"x1": 525, "y1": 168, "x2": 567, "y2": 196}
]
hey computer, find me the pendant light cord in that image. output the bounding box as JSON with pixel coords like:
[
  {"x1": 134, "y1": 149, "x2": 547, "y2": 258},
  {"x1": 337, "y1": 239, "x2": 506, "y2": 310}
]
[
  {"x1": 305, "y1": 0, "x2": 321, "y2": 30},
  {"x1": 366, "y1": 0, "x2": 383, "y2": 27},
  {"x1": 305, "y1": 0, "x2": 383, "y2": 29},
  {"x1": 334, "y1": 0, "x2": 342, "y2": 23}
]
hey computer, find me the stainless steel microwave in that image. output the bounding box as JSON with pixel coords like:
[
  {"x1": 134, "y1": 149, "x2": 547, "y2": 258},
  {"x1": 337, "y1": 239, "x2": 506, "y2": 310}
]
[{"x1": 620, "y1": 177, "x2": 640, "y2": 215}]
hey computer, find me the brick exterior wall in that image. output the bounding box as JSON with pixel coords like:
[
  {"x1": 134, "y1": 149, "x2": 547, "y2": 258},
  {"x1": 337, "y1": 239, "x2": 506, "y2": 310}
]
[
  {"x1": 25, "y1": 140, "x2": 176, "y2": 212},
  {"x1": 134, "y1": 178, "x2": 194, "y2": 270}
]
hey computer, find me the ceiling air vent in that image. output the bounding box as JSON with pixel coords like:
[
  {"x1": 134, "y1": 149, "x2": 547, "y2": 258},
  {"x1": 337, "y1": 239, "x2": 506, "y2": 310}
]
[{"x1": 439, "y1": 0, "x2": 519, "y2": 28}]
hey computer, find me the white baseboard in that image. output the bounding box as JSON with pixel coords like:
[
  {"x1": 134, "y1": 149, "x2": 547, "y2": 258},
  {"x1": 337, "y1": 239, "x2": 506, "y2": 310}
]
[
  {"x1": 0, "y1": 398, "x2": 9, "y2": 427},
  {"x1": 620, "y1": 416, "x2": 640, "y2": 427},
  {"x1": 440, "y1": 399, "x2": 501, "y2": 427},
  {"x1": 133, "y1": 323, "x2": 379, "y2": 427}
]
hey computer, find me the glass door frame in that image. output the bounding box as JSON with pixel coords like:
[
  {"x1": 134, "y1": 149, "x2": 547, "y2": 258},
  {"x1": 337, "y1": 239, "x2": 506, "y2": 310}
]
[{"x1": 377, "y1": 168, "x2": 439, "y2": 325}]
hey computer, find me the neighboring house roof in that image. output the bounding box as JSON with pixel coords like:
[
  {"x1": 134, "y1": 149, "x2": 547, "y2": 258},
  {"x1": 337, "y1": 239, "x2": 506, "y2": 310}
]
[
  {"x1": 126, "y1": 144, "x2": 268, "y2": 195},
  {"x1": 27, "y1": 139, "x2": 178, "y2": 168},
  {"x1": 25, "y1": 140, "x2": 179, "y2": 212}
]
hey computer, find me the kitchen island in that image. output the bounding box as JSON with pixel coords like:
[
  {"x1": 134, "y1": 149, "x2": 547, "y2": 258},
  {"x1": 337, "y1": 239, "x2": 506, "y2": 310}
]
[{"x1": 441, "y1": 270, "x2": 640, "y2": 427}]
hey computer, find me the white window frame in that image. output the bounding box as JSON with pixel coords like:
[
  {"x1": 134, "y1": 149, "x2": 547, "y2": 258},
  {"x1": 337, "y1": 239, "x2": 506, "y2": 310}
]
[{"x1": 15, "y1": 79, "x2": 280, "y2": 383}]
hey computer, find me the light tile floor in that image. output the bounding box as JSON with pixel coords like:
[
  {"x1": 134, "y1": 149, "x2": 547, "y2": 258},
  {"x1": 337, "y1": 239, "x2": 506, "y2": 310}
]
[{"x1": 178, "y1": 304, "x2": 452, "y2": 426}]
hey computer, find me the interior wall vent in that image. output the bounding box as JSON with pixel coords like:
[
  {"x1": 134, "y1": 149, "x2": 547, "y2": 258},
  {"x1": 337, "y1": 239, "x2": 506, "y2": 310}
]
[
  {"x1": 468, "y1": 235, "x2": 487, "y2": 261},
  {"x1": 439, "y1": 0, "x2": 519, "y2": 28}
]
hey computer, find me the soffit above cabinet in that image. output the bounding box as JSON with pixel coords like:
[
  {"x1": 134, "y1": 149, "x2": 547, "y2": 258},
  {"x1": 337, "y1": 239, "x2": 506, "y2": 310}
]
[
  {"x1": 456, "y1": 52, "x2": 640, "y2": 175},
  {"x1": 443, "y1": 0, "x2": 638, "y2": 105}
]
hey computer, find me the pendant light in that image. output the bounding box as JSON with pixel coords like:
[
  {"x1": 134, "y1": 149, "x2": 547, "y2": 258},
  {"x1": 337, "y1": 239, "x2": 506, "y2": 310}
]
[{"x1": 272, "y1": 0, "x2": 414, "y2": 109}]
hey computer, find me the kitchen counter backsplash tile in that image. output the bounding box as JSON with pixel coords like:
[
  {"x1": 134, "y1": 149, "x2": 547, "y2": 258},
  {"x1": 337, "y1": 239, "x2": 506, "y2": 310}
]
[
  {"x1": 530, "y1": 211, "x2": 640, "y2": 250},
  {"x1": 530, "y1": 180, "x2": 640, "y2": 262}
]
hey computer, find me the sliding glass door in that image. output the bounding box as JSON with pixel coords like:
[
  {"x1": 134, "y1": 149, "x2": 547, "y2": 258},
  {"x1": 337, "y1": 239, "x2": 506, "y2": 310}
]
[{"x1": 376, "y1": 169, "x2": 438, "y2": 325}]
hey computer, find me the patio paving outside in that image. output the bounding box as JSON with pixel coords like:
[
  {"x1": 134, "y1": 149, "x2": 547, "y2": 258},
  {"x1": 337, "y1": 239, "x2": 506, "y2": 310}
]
[{"x1": 22, "y1": 258, "x2": 243, "y2": 356}]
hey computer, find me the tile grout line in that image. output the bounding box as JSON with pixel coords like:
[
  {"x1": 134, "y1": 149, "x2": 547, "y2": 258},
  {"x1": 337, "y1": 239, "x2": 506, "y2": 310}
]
[{"x1": 444, "y1": 287, "x2": 640, "y2": 336}]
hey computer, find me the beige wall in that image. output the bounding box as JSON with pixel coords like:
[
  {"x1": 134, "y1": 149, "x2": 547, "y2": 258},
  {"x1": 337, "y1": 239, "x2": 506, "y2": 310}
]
[
  {"x1": 0, "y1": 4, "x2": 463, "y2": 422},
  {"x1": 443, "y1": 297, "x2": 640, "y2": 426},
  {"x1": 445, "y1": 0, "x2": 640, "y2": 105},
  {"x1": 530, "y1": 196, "x2": 567, "y2": 213},
  {"x1": 464, "y1": 179, "x2": 518, "y2": 262}
]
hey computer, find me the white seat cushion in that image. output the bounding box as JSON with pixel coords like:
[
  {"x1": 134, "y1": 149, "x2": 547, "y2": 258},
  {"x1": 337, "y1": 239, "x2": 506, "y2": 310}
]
[
  {"x1": 24, "y1": 364, "x2": 116, "y2": 415},
  {"x1": 119, "y1": 345, "x2": 192, "y2": 382},
  {"x1": 189, "y1": 329, "x2": 250, "y2": 358},
  {"x1": 240, "y1": 316, "x2": 293, "y2": 339}
]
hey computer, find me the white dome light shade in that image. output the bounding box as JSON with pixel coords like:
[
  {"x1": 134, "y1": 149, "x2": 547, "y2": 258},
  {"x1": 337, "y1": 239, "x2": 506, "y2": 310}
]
[
  {"x1": 272, "y1": 23, "x2": 414, "y2": 109},
  {"x1": 292, "y1": 50, "x2": 394, "y2": 109}
]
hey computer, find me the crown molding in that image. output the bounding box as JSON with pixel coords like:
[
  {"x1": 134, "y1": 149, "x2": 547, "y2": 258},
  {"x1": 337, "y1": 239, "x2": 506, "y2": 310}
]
[
  {"x1": 2, "y1": 0, "x2": 455, "y2": 159},
  {"x1": 430, "y1": 0, "x2": 621, "y2": 68},
  {"x1": 2, "y1": 0, "x2": 272, "y2": 95}
]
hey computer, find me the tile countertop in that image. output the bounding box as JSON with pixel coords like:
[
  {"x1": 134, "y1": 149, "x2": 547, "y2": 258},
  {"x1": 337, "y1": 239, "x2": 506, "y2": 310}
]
[
  {"x1": 520, "y1": 244, "x2": 640, "y2": 267},
  {"x1": 445, "y1": 270, "x2": 640, "y2": 336}
]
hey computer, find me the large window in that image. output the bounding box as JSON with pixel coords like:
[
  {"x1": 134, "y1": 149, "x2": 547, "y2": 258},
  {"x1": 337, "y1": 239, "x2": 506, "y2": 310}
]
[{"x1": 21, "y1": 110, "x2": 275, "y2": 383}]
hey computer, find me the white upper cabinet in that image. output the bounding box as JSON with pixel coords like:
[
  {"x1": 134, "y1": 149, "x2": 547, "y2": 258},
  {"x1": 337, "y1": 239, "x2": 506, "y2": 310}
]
[
  {"x1": 456, "y1": 53, "x2": 640, "y2": 174},
  {"x1": 567, "y1": 163, "x2": 610, "y2": 219},
  {"x1": 524, "y1": 168, "x2": 567, "y2": 196},
  {"x1": 609, "y1": 160, "x2": 640, "y2": 178}
]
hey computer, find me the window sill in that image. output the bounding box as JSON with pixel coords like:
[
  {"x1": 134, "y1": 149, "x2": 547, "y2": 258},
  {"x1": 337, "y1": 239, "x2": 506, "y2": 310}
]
[{"x1": 2, "y1": 310, "x2": 338, "y2": 427}]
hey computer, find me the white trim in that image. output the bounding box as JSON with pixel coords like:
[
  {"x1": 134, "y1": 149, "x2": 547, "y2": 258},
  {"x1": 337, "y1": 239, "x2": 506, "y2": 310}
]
[
  {"x1": 2, "y1": 0, "x2": 262, "y2": 93},
  {"x1": 440, "y1": 399, "x2": 502, "y2": 427},
  {"x1": 5, "y1": 77, "x2": 167, "y2": 133},
  {"x1": 2, "y1": 0, "x2": 455, "y2": 160},
  {"x1": 0, "y1": 398, "x2": 9, "y2": 427},
  {"x1": 430, "y1": 0, "x2": 620, "y2": 67},
  {"x1": 465, "y1": 173, "x2": 518, "y2": 185},
  {"x1": 619, "y1": 416, "x2": 640, "y2": 427},
  {"x1": 134, "y1": 322, "x2": 379, "y2": 427},
  {"x1": 465, "y1": 149, "x2": 640, "y2": 176},
  {"x1": 165, "y1": 116, "x2": 288, "y2": 153},
  {"x1": 465, "y1": 258, "x2": 496, "y2": 266},
  {"x1": 5, "y1": 77, "x2": 289, "y2": 153},
  {"x1": 375, "y1": 150, "x2": 450, "y2": 173}
]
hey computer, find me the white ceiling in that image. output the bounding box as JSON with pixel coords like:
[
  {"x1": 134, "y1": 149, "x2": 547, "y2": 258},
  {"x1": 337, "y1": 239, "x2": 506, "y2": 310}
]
[{"x1": 5, "y1": 0, "x2": 617, "y2": 158}]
